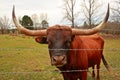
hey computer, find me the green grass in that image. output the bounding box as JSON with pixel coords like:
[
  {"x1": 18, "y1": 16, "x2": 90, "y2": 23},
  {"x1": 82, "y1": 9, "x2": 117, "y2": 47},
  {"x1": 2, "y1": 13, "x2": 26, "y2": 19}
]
[
  {"x1": 0, "y1": 35, "x2": 120, "y2": 80},
  {"x1": 101, "y1": 38, "x2": 120, "y2": 80}
]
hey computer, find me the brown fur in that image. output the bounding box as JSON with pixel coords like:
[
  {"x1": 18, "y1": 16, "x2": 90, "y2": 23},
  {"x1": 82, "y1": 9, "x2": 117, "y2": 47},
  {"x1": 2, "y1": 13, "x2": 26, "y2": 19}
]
[
  {"x1": 35, "y1": 25, "x2": 109, "y2": 80},
  {"x1": 58, "y1": 34, "x2": 104, "y2": 80}
]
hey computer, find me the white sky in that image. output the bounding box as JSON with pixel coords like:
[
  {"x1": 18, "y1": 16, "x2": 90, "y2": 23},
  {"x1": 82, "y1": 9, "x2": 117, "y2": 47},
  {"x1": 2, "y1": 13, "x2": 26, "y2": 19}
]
[{"x1": 0, "y1": 0, "x2": 113, "y2": 26}]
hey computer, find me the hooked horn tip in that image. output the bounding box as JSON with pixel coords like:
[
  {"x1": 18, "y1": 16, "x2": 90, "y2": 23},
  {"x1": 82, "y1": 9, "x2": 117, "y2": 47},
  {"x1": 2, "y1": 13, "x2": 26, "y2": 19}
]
[
  {"x1": 12, "y1": 5, "x2": 15, "y2": 18},
  {"x1": 104, "y1": 3, "x2": 110, "y2": 22}
]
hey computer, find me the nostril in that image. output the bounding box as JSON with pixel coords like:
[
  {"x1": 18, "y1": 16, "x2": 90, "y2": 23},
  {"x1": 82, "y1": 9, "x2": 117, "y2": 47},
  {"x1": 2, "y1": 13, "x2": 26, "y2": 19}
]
[
  {"x1": 53, "y1": 57, "x2": 57, "y2": 62},
  {"x1": 61, "y1": 56, "x2": 66, "y2": 61}
]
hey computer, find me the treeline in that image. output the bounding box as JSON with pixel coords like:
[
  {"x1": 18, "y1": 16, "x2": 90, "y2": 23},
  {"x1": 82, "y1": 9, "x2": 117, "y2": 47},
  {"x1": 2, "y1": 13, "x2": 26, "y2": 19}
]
[
  {"x1": 0, "y1": 13, "x2": 49, "y2": 34},
  {"x1": 101, "y1": 22, "x2": 120, "y2": 35},
  {"x1": 79, "y1": 22, "x2": 120, "y2": 35},
  {"x1": 0, "y1": 22, "x2": 120, "y2": 35}
]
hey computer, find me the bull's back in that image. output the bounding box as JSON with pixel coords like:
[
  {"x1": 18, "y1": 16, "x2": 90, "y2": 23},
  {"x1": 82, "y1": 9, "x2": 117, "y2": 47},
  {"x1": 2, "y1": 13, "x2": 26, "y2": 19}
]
[{"x1": 74, "y1": 34, "x2": 104, "y2": 67}]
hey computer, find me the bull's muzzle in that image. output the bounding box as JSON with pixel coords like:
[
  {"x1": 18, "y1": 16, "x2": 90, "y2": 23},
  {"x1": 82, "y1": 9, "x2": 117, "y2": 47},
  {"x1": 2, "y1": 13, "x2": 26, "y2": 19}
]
[{"x1": 51, "y1": 55, "x2": 67, "y2": 67}]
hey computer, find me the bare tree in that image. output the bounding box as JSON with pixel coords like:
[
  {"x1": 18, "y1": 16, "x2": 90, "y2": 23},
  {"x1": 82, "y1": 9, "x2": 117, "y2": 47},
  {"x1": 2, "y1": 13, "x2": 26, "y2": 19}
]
[
  {"x1": 111, "y1": 0, "x2": 120, "y2": 22},
  {"x1": 39, "y1": 13, "x2": 48, "y2": 22},
  {"x1": 40, "y1": 13, "x2": 49, "y2": 29},
  {"x1": 31, "y1": 14, "x2": 39, "y2": 28},
  {"x1": 0, "y1": 16, "x2": 11, "y2": 34},
  {"x1": 62, "y1": 0, "x2": 77, "y2": 28},
  {"x1": 31, "y1": 13, "x2": 48, "y2": 29},
  {"x1": 80, "y1": 0, "x2": 102, "y2": 28}
]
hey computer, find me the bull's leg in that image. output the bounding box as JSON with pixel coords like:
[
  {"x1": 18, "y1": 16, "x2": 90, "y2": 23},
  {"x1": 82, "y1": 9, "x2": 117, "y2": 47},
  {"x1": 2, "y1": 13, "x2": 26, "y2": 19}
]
[
  {"x1": 63, "y1": 75, "x2": 70, "y2": 80},
  {"x1": 62, "y1": 73, "x2": 77, "y2": 80},
  {"x1": 63, "y1": 75, "x2": 77, "y2": 80},
  {"x1": 96, "y1": 65, "x2": 100, "y2": 80},
  {"x1": 80, "y1": 71, "x2": 87, "y2": 80},
  {"x1": 62, "y1": 73, "x2": 70, "y2": 80},
  {"x1": 92, "y1": 66, "x2": 95, "y2": 80}
]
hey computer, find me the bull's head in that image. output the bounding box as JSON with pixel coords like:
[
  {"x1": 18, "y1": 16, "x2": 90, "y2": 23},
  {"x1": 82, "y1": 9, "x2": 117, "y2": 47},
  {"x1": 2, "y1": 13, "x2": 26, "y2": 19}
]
[{"x1": 12, "y1": 4, "x2": 109, "y2": 67}]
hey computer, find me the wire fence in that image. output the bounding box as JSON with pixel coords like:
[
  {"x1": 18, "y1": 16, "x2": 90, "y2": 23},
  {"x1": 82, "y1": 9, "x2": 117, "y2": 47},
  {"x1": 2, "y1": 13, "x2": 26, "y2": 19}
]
[
  {"x1": 0, "y1": 67, "x2": 120, "y2": 74},
  {"x1": 0, "y1": 31, "x2": 120, "y2": 80},
  {"x1": 0, "y1": 68, "x2": 120, "y2": 80},
  {"x1": 0, "y1": 48, "x2": 120, "y2": 51},
  {"x1": 0, "y1": 49, "x2": 120, "y2": 79}
]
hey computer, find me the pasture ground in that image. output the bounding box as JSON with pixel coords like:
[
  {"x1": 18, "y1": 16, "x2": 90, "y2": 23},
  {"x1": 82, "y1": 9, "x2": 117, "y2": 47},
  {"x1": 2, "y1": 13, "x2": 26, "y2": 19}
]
[{"x1": 0, "y1": 34, "x2": 120, "y2": 80}]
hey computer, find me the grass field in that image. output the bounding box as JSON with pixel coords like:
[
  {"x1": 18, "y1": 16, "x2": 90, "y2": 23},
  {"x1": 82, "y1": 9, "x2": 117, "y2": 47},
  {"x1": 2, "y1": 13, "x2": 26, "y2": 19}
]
[{"x1": 0, "y1": 34, "x2": 120, "y2": 80}]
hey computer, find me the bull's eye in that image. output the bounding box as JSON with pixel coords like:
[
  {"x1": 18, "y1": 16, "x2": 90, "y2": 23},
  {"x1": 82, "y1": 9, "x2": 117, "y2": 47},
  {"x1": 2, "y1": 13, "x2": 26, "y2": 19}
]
[
  {"x1": 65, "y1": 40, "x2": 71, "y2": 48},
  {"x1": 48, "y1": 41, "x2": 52, "y2": 46},
  {"x1": 47, "y1": 40, "x2": 52, "y2": 48},
  {"x1": 47, "y1": 39, "x2": 52, "y2": 45},
  {"x1": 48, "y1": 41, "x2": 51, "y2": 44}
]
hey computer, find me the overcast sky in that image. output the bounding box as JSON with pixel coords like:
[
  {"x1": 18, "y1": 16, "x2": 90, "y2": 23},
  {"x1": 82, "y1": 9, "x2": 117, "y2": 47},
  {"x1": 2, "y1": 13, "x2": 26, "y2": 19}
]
[{"x1": 0, "y1": 0, "x2": 113, "y2": 26}]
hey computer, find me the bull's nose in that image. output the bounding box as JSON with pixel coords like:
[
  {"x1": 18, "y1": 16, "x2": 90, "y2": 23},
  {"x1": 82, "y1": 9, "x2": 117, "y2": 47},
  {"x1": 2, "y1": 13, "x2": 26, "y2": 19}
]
[
  {"x1": 53, "y1": 55, "x2": 65, "y2": 62},
  {"x1": 51, "y1": 55, "x2": 67, "y2": 66}
]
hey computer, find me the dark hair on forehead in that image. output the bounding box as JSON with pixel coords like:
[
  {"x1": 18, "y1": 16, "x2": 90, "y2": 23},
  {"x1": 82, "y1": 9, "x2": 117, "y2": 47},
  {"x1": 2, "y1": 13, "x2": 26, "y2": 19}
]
[{"x1": 47, "y1": 25, "x2": 72, "y2": 32}]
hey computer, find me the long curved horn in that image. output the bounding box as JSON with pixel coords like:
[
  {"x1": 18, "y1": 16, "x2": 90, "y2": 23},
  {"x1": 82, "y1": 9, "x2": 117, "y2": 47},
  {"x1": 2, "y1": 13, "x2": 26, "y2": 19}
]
[
  {"x1": 12, "y1": 6, "x2": 47, "y2": 36},
  {"x1": 72, "y1": 4, "x2": 110, "y2": 35}
]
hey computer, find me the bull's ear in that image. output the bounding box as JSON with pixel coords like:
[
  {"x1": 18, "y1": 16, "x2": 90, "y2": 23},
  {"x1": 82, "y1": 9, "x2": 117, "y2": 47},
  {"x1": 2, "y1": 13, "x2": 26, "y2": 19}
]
[{"x1": 35, "y1": 36, "x2": 48, "y2": 44}]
